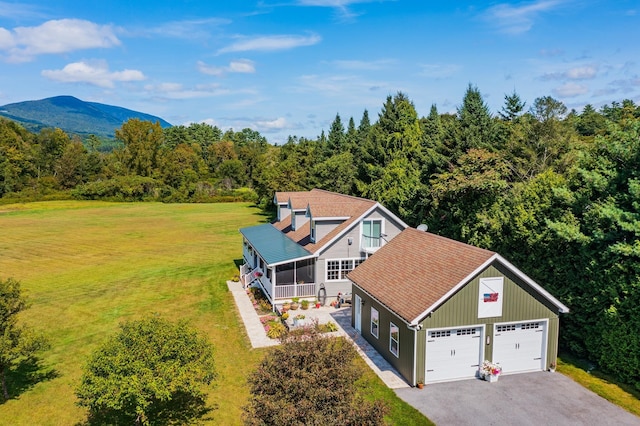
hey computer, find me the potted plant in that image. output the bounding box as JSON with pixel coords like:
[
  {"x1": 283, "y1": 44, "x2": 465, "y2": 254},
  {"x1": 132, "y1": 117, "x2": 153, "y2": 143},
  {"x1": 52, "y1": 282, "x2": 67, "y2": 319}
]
[
  {"x1": 293, "y1": 314, "x2": 306, "y2": 327},
  {"x1": 282, "y1": 302, "x2": 290, "y2": 312},
  {"x1": 315, "y1": 299, "x2": 322, "y2": 309},
  {"x1": 301, "y1": 299, "x2": 309, "y2": 310},
  {"x1": 479, "y1": 360, "x2": 502, "y2": 382},
  {"x1": 549, "y1": 361, "x2": 556, "y2": 373},
  {"x1": 416, "y1": 381, "x2": 424, "y2": 389},
  {"x1": 290, "y1": 297, "x2": 300, "y2": 310}
]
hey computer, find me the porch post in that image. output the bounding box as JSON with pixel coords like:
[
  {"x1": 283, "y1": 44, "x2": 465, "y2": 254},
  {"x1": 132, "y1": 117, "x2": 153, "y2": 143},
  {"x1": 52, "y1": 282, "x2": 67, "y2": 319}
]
[
  {"x1": 271, "y1": 266, "x2": 276, "y2": 300},
  {"x1": 293, "y1": 261, "x2": 298, "y2": 298}
]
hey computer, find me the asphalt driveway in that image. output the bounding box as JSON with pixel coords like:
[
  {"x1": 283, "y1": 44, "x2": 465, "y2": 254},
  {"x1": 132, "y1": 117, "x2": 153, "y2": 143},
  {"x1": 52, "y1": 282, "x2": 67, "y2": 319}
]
[{"x1": 395, "y1": 371, "x2": 640, "y2": 425}]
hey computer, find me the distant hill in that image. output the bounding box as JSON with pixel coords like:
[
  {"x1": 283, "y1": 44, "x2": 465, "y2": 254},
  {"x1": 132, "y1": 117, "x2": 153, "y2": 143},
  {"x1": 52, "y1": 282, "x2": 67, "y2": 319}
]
[{"x1": 0, "y1": 95, "x2": 172, "y2": 139}]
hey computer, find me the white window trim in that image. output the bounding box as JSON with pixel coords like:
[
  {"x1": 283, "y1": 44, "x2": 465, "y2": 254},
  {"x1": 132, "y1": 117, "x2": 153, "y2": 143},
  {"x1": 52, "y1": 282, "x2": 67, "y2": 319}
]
[
  {"x1": 310, "y1": 220, "x2": 316, "y2": 243},
  {"x1": 325, "y1": 257, "x2": 365, "y2": 282},
  {"x1": 360, "y1": 218, "x2": 385, "y2": 251},
  {"x1": 390, "y1": 322, "x2": 399, "y2": 357},
  {"x1": 371, "y1": 307, "x2": 379, "y2": 339}
]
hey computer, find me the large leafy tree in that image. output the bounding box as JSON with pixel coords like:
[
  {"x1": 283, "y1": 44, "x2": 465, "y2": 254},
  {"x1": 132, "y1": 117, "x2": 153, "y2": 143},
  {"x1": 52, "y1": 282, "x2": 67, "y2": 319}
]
[
  {"x1": 243, "y1": 329, "x2": 387, "y2": 425},
  {"x1": 76, "y1": 315, "x2": 216, "y2": 425},
  {"x1": 116, "y1": 119, "x2": 164, "y2": 177},
  {"x1": 0, "y1": 278, "x2": 49, "y2": 401}
]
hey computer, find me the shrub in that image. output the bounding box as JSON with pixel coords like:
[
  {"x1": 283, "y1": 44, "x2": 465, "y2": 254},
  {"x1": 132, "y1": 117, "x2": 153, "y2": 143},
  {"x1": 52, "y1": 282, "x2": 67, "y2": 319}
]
[{"x1": 243, "y1": 330, "x2": 388, "y2": 425}]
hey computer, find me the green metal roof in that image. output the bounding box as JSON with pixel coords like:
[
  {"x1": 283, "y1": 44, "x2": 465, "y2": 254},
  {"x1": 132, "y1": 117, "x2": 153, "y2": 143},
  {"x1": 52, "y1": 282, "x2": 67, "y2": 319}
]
[{"x1": 240, "y1": 224, "x2": 313, "y2": 266}]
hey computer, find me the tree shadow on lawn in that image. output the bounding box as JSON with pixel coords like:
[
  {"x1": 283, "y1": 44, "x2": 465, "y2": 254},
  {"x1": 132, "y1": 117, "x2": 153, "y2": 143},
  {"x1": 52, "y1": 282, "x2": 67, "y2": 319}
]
[
  {"x1": 77, "y1": 393, "x2": 217, "y2": 426},
  {"x1": 1, "y1": 358, "x2": 59, "y2": 404}
]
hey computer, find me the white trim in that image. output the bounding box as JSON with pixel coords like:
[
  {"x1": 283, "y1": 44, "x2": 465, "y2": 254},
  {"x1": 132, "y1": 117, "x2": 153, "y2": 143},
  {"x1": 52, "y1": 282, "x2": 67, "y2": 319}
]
[
  {"x1": 389, "y1": 322, "x2": 399, "y2": 358},
  {"x1": 410, "y1": 254, "x2": 569, "y2": 325},
  {"x1": 316, "y1": 203, "x2": 408, "y2": 255},
  {"x1": 492, "y1": 318, "x2": 548, "y2": 374},
  {"x1": 424, "y1": 323, "x2": 486, "y2": 384},
  {"x1": 370, "y1": 307, "x2": 379, "y2": 338},
  {"x1": 268, "y1": 253, "x2": 318, "y2": 268},
  {"x1": 313, "y1": 216, "x2": 351, "y2": 221},
  {"x1": 325, "y1": 257, "x2": 365, "y2": 282},
  {"x1": 495, "y1": 254, "x2": 569, "y2": 313}
]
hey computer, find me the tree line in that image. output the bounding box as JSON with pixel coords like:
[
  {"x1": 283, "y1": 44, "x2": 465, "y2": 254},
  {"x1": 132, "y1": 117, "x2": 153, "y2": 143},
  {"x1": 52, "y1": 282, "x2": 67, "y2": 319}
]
[{"x1": 1, "y1": 85, "x2": 639, "y2": 390}]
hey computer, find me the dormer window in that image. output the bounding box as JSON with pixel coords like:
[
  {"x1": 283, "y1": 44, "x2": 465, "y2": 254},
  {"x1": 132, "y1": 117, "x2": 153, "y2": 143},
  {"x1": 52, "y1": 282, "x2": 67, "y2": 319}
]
[
  {"x1": 310, "y1": 221, "x2": 316, "y2": 243},
  {"x1": 291, "y1": 212, "x2": 296, "y2": 230}
]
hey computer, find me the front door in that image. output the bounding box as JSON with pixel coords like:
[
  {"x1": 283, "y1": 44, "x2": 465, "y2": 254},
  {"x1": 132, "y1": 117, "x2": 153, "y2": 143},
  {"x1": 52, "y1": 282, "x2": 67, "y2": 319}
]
[{"x1": 354, "y1": 294, "x2": 362, "y2": 333}]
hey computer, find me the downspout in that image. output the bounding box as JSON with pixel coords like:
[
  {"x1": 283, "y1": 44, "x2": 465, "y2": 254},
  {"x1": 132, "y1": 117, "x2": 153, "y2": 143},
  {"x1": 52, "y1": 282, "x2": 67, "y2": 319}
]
[{"x1": 407, "y1": 323, "x2": 422, "y2": 386}]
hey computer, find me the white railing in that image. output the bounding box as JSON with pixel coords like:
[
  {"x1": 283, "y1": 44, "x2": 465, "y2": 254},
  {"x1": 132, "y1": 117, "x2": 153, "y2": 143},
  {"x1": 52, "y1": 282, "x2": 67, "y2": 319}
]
[
  {"x1": 274, "y1": 282, "x2": 316, "y2": 299},
  {"x1": 361, "y1": 235, "x2": 384, "y2": 254}
]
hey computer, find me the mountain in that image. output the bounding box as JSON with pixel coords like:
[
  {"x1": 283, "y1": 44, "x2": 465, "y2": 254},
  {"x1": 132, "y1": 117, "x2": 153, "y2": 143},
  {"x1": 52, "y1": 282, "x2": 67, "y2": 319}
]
[{"x1": 0, "y1": 95, "x2": 172, "y2": 139}]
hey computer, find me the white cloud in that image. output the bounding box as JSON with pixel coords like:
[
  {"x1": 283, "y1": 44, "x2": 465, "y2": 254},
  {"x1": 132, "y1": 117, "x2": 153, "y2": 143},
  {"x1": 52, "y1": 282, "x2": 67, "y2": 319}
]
[
  {"x1": 419, "y1": 63, "x2": 461, "y2": 79},
  {"x1": 255, "y1": 117, "x2": 287, "y2": 130},
  {"x1": 2, "y1": 19, "x2": 120, "y2": 62},
  {"x1": 565, "y1": 65, "x2": 597, "y2": 80},
  {"x1": 217, "y1": 33, "x2": 321, "y2": 54},
  {"x1": 41, "y1": 60, "x2": 145, "y2": 88},
  {"x1": 198, "y1": 59, "x2": 255, "y2": 76},
  {"x1": 295, "y1": 0, "x2": 383, "y2": 20},
  {"x1": 485, "y1": 1, "x2": 562, "y2": 35},
  {"x1": 553, "y1": 82, "x2": 588, "y2": 97},
  {"x1": 144, "y1": 82, "x2": 256, "y2": 100},
  {"x1": 125, "y1": 18, "x2": 230, "y2": 40}
]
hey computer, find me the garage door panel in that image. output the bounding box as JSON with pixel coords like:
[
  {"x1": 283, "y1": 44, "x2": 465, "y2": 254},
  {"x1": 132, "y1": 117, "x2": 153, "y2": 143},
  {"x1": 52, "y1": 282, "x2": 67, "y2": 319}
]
[
  {"x1": 426, "y1": 327, "x2": 482, "y2": 383},
  {"x1": 493, "y1": 321, "x2": 545, "y2": 374}
]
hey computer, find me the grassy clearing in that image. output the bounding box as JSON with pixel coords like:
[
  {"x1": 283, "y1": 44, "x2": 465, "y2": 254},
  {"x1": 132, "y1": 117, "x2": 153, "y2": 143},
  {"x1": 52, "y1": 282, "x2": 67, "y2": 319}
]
[
  {"x1": 557, "y1": 354, "x2": 640, "y2": 417},
  {"x1": 0, "y1": 201, "x2": 429, "y2": 425}
]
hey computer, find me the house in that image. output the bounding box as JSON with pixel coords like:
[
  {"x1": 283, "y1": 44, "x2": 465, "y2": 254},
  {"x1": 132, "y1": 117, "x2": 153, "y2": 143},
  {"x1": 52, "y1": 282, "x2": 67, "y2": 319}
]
[
  {"x1": 239, "y1": 189, "x2": 408, "y2": 305},
  {"x1": 347, "y1": 227, "x2": 569, "y2": 386}
]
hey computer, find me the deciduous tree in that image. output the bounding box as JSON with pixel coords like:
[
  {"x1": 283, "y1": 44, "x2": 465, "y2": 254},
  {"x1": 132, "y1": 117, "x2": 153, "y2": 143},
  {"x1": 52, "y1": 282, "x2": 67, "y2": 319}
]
[
  {"x1": 0, "y1": 278, "x2": 49, "y2": 401},
  {"x1": 76, "y1": 315, "x2": 216, "y2": 425}
]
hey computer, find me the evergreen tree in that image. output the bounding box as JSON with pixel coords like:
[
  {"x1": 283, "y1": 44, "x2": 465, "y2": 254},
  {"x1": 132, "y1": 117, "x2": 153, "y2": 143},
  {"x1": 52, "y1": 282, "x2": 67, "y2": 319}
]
[
  {"x1": 326, "y1": 113, "x2": 346, "y2": 156},
  {"x1": 499, "y1": 91, "x2": 526, "y2": 121},
  {"x1": 457, "y1": 84, "x2": 494, "y2": 152}
]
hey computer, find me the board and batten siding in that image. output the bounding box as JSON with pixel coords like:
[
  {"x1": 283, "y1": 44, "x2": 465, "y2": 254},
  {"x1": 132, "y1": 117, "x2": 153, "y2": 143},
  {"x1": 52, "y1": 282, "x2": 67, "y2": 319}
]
[
  {"x1": 415, "y1": 262, "x2": 560, "y2": 383},
  {"x1": 352, "y1": 287, "x2": 415, "y2": 384}
]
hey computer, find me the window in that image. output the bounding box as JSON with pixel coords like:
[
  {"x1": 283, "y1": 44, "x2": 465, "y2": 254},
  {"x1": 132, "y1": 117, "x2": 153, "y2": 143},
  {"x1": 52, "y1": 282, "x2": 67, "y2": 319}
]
[
  {"x1": 371, "y1": 308, "x2": 379, "y2": 338},
  {"x1": 325, "y1": 258, "x2": 365, "y2": 281},
  {"x1": 310, "y1": 221, "x2": 316, "y2": 243},
  {"x1": 291, "y1": 212, "x2": 296, "y2": 230},
  {"x1": 362, "y1": 220, "x2": 382, "y2": 249},
  {"x1": 390, "y1": 322, "x2": 399, "y2": 357}
]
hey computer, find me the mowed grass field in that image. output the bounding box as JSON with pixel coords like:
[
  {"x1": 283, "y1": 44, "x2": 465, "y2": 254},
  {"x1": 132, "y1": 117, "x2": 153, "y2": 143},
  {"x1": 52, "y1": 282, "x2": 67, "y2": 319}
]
[{"x1": 0, "y1": 201, "x2": 431, "y2": 426}]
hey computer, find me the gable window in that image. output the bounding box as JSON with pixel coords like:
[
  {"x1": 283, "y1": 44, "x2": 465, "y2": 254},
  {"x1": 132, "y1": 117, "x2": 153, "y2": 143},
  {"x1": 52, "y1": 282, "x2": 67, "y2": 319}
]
[
  {"x1": 362, "y1": 219, "x2": 382, "y2": 249},
  {"x1": 389, "y1": 322, "x2": 399, "y2": 357},
  {"x1": 326, "y1": 258, "x2": 365, "y2": 281},
  {"x1": 371, "y1": 308, "x2": 379, "y2": 338}
]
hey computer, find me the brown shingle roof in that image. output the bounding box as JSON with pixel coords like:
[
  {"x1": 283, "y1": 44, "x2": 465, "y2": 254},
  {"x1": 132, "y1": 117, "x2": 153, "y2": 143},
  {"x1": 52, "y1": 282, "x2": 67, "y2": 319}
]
[
  {"x1": 348, "y1": 228, "x2": 495, "y2": 324},
  {"x1": 272, "y1": 189, "x2": 377, "y2": 254}
]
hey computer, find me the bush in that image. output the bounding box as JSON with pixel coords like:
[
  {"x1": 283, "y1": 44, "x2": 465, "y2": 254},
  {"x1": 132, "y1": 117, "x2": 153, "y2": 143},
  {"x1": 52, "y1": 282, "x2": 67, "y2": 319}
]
[{"x1": 243, "y1": 329, "x2": 388, "y2": 425}]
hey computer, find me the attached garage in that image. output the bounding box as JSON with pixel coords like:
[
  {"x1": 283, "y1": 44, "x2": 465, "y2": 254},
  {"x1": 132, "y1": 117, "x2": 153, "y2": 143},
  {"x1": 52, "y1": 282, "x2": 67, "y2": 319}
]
[
  {"x1": 348, "y1": 228, "x2": 569, "y2": 387},
  {"x1": 493, "y1": 320, "x2": 547, "y2": 374},
  {"x1": 425, "y1": 326, "x2": 483, "y2": 383}
]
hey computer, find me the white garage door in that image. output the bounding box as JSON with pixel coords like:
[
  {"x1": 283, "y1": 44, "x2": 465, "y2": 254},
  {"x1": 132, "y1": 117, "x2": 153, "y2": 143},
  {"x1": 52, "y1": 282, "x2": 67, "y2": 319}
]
[
  {"x1": 425, "y1": 326, "x2": 483, "y2": 383},
  {"x1": 493, "y1": 321, "x2": 546, "y2": 374}
]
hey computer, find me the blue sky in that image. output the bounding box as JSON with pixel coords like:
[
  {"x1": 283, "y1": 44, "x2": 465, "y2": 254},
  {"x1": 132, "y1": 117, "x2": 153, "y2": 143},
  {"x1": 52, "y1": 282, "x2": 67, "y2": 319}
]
[{"x1": 0, "y1": 1, "x2": 638, "y2": 143}]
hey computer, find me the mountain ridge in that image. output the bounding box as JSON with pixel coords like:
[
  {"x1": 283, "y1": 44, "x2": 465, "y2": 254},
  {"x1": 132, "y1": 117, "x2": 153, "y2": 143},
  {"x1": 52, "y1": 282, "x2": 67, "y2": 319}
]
[{"x1": 0, "y1": 95, "x2": 172, "y2": 139}]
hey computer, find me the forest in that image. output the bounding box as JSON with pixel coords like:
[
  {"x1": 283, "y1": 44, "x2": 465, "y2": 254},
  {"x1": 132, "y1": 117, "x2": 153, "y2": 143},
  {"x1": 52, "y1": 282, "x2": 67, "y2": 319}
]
[{"x1": 1, "y1": 85, "x2": 639, "y2": 391}]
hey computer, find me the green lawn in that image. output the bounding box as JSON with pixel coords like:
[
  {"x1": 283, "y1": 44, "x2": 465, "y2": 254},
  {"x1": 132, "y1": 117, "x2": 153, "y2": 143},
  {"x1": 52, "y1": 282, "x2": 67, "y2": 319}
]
[{"x1": 0, "y1": 201, "x2": 430, "y2": 425}]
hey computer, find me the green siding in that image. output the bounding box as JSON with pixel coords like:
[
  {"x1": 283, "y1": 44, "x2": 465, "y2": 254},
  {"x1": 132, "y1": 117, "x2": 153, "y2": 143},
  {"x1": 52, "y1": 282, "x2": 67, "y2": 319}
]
[
  {"x1": 414, "y1": 262, "x2": 561, "y2": 384},
  {"x1": 355, "y1": 261, "x2": 563, "y2": 385},
  {"x1": 352, "y1": 288, "x2": 416, "y2": 385}
]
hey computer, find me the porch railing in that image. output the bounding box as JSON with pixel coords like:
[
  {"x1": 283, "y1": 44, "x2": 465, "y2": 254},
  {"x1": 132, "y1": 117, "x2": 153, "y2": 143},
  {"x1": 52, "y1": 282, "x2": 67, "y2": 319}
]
[{"x1": 274, "y1": 282, "x2": 316, "y2": 299}]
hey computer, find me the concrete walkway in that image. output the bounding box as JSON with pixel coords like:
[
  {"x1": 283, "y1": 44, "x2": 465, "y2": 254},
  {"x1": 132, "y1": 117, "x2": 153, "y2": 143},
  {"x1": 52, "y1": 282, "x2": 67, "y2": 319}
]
[{"x1": 227, "y1": 281, "x2": 409, "y2": 389}]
